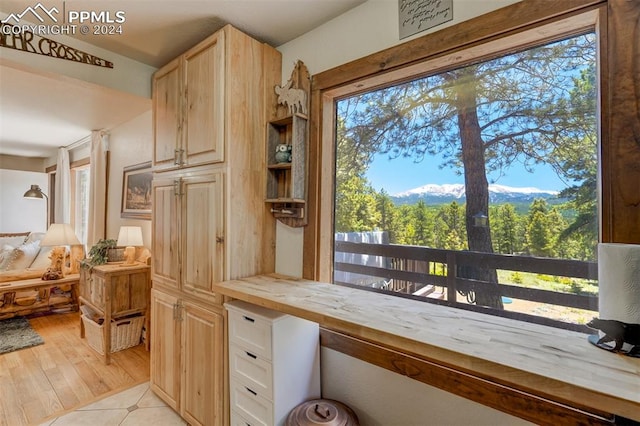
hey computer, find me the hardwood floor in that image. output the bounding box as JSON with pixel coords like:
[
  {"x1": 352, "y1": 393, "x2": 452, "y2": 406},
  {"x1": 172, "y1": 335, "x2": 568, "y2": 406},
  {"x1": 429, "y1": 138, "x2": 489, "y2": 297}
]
[{"x1": 0, "y1": 311, "x2": 150, "y2": 426}]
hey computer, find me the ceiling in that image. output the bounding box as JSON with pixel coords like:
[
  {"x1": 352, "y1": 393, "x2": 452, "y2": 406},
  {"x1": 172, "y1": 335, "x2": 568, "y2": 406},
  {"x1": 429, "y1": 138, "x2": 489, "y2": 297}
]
[{"x1": 0, "y1": 0, "x2": 366, "y2": 158}]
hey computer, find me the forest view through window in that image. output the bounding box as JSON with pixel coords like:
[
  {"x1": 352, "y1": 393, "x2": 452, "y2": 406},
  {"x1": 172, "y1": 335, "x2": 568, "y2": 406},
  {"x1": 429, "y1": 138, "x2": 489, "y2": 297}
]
[{"x1": 333, "y1": 32, "x2": 598, "y2": 329}]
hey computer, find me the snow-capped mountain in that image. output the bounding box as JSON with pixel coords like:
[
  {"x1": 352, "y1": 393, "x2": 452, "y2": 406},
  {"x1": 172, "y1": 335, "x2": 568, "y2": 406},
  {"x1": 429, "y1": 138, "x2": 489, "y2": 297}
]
[{"x1": 391, "y1": 183, "x2": 560, "y2": 205}]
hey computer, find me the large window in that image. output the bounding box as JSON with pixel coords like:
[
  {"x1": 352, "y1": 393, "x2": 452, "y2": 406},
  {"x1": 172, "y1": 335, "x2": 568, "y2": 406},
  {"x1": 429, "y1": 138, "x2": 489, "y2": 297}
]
[
  {"x1": 329, "y1": 16, "x2": 599, "y2": 330},
  {"x1": 71, "y1": 163, "x2": 90, "y2": 249}
]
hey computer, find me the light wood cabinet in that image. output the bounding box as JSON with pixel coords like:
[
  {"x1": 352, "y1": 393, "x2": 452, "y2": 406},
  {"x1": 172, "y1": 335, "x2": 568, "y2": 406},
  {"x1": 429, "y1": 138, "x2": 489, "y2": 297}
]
[
  {"x1": 153, "y1": 32, "x2": 224, "y2": 171},
  {"x1": 79, "y1": 264, "x2": 151, "y2": 364},
  {"x1": 151, "y1": 288, "x2": 224, "y2": 426},
  {"x1": 149, "y1": 289, "x2": 180, "y2": 410},
  {"x1": 152, "y1": 171, "x2": 224, "y2": 304},
  {"x1": 151, "y1": 24, "x2": 281, "y2": 426},
  {"x1": 152, "y1": 57, "x2": 181, "y2": 168}
]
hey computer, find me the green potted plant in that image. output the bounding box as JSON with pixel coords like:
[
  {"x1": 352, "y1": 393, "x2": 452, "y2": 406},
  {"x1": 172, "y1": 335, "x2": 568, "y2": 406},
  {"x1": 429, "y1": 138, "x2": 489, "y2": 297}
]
[{"x1": 81, "y1": 239, "x2": 118, "y2": 269}]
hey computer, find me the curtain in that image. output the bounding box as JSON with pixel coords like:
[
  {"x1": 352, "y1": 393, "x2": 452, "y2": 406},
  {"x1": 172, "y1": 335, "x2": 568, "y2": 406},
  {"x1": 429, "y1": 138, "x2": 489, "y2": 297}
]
[
  {"x1": 54, "y1": 147, "x2": 70, "y2": 224},
  {"x1": 87, "y1": 130, "x2": 109, "y2": 247}
]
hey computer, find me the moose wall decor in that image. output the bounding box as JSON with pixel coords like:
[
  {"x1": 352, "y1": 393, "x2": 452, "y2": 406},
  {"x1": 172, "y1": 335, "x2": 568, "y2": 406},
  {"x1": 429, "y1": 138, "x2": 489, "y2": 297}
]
[{"x1": 273, "y1": 60, "x2": 310, "y2": 117}]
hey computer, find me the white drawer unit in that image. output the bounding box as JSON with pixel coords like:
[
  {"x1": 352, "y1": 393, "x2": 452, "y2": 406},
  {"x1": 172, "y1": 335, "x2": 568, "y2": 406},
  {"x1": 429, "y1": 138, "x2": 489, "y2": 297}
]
[{"x1": 225, "y1": 300, "x2": 321, "y2": 426}]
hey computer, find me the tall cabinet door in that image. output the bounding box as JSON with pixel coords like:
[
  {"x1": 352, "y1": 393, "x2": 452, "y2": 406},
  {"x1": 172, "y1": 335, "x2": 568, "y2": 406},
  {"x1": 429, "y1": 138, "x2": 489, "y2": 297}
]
[
  {"x1": 181, "y1": 301, "x2": 223, "y2": 426},
  {"x1": 152, "y1": 176, "x2": 180, "y2": 290},
  {"x1": 153, "y1": 57, "x2": 182, "y2": 170},
  {"x1": 183, "y1": 31, "x2": 225, "y2": 167},
  {"x1": 181, "y1": 173, "x2": 225, "y2": 302},
  {"x1": 150, "y1": 289, "x2": 181, "y2": 411}
]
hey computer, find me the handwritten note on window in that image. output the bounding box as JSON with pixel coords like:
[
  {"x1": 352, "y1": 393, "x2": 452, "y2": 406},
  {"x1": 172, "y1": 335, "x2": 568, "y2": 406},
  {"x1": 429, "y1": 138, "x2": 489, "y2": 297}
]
[{"x1": 399, "y1": 0, "x2": 453, "y2": 39}]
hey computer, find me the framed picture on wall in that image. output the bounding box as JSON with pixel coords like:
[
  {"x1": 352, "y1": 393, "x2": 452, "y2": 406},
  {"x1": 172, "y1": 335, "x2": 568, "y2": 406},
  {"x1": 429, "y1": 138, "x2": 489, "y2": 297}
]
[{"x1": 121, "y1": 161, "x2": 152, "y2": 220}]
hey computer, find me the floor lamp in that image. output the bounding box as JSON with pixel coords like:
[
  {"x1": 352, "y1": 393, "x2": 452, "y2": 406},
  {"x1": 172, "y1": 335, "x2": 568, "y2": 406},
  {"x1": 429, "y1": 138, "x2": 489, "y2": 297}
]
[{"x1": 23, "y1": 184, "x2": 50, "y2": 228}]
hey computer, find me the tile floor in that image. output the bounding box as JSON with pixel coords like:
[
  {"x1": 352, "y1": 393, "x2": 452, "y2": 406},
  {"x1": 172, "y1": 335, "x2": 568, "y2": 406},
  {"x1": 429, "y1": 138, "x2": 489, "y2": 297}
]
[{"x1": 39, "y1": 382, "x2": 186, "y2": 426}]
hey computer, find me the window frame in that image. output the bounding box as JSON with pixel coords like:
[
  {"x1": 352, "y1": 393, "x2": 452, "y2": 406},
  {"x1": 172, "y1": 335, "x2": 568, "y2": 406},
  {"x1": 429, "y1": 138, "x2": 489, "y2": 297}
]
[
  {"x1": 47, "y1": 157, "x2": 90, "y2": 246},
  {"x1": 70, "y1": 160, "x2": 90, "y2": 248},
  {"x1": 305, "y1": 1, "x2": 609, "y2": 284}
]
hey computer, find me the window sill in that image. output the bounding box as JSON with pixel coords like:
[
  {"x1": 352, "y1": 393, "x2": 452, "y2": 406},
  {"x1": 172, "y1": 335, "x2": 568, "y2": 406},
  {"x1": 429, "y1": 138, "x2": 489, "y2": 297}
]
[{"x1": 214, "y1": 273, "x2": 640, "y2": 422}]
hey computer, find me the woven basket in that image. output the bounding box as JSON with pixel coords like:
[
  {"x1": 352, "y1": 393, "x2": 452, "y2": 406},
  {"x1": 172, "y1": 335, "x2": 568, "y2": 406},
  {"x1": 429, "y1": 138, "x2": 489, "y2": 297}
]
[
  {"x1": 106, "y1": 248, "x2": 125, "y2": 262},
  {"x1": 82, "y1": 314, "x2": 144, "y2": 355}
]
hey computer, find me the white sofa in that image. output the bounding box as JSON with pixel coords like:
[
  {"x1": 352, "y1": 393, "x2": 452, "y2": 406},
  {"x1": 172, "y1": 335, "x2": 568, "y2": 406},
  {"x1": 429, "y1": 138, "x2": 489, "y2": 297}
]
[{"x1": 0, "y1": 232, "x2": 51, "y2": 283}]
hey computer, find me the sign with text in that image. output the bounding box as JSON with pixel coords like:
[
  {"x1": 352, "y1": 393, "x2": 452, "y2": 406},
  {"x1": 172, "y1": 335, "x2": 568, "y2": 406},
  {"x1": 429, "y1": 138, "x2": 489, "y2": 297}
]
[
  {"x1": 0, "y1": 22, "x2": 113, "y2": 68},
  {"x1": 399, "y1": 0, "x2": 453, "y2": 39}
]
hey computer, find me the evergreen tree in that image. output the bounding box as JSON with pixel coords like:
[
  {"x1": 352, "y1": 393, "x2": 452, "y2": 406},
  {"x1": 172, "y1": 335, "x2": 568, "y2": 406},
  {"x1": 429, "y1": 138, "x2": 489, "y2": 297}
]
[
  {"x1": 492, "y1": 204, "x2": 520, "y2": 254},
  {"x1": 554, "y1": 66, "x2": 598, "y2": 260},
  {"x1": 412, "y1": 200, "x2": 433, "y2": 247},
  {"x1": 335, "y1": 175, "x2": 379, "y2": 232}
]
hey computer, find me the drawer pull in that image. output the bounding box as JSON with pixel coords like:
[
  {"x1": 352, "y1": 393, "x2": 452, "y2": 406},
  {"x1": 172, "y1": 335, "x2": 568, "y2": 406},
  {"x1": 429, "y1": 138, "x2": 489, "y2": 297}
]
[
  {"x1": 242, "y1": 315, "x2": 255, "y2": 323},
  {"x1": 245, "y1": 351, "x2": 257, "y2": 359},
  {"x1": 245, "y1": 386, "x2": 257, "y2": 396}
]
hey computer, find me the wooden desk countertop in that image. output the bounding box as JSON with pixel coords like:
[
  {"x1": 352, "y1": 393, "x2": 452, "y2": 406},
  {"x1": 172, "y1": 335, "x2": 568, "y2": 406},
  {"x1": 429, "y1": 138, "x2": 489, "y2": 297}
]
[{"x1": 214, "y1": 273, "x2": 640, "y2": 422}]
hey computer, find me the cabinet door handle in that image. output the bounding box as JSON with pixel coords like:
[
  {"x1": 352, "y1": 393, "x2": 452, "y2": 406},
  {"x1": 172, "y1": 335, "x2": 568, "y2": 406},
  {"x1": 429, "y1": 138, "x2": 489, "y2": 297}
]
[
  {"x1": 245, "y1": 387, "x2": 257, "y2": 396},
  {"x1": 173, "y1": 148, "x2": 185, "y2": 165},
  {"x1": 242, "y1": 315, "x2": 255, "y2": 323},
  {"x1": 173, "y1": 179, "x2": 183, "y2": 196},
  {"x1": 176, "y1": 301, "x2": 183, "y2": 321},
  {"x1": 245, "y1": 351, "x2": 257, "y2": 359},
  {"x1": 173, "y1": 301, "x2": 183, "y2": 321}
]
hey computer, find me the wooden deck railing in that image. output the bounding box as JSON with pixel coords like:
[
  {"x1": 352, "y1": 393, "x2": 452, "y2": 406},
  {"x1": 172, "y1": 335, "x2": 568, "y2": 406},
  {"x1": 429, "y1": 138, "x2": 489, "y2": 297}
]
[{"x1": 334, "y1": 240, "x2": 598, "y2": 331}]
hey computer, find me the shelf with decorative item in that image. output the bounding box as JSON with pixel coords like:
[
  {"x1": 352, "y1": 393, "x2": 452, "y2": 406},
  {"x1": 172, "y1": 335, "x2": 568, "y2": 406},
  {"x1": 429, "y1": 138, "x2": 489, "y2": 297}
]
[{"x1": 266, "y1": 61, "x2": 310, "y2": 227}]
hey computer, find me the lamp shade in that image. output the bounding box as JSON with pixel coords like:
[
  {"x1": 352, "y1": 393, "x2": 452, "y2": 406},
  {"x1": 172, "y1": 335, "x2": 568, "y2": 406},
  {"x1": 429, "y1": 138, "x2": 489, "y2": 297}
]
[
  {"x1": 24, "y1": 184, "x2": 47, "y2": 199},
  {"x1": 40, "y1": 223, "x2": 81, "y2": 246},
  {"x1": 117, "y1": 226, "x2": 144, "y2": 247}
]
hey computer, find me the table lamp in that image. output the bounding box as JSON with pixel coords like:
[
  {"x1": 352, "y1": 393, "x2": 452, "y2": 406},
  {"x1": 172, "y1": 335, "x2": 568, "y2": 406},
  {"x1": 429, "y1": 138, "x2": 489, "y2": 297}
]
[
  {"x1": 40, "y1": 223, "x2": 81, "y2": 279},
  {"x1": 117, "y1": 226, "x2": 143, "y2": 265}
]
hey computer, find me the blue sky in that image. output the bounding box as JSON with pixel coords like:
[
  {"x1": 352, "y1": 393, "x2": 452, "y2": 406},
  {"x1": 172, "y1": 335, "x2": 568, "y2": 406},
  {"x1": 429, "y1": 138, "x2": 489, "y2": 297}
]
[{"x1": 366, "y1": 151, "x2": 569, "y2": 195}]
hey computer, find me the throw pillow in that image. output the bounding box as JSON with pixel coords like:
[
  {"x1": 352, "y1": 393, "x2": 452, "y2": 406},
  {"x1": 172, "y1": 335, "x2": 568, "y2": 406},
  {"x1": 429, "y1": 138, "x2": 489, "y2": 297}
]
[
  {"x1": 0, "y1": 244, "x2": 15, "y2": 271},
  {"x1": 5, "y1": 240, "x2": 41, "y2": 271}
]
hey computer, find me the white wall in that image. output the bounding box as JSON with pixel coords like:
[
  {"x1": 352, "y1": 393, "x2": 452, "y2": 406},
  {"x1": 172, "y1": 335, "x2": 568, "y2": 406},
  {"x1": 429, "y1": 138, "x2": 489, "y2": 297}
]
[
  {"x1": 276, "y1": 1, "x2": 527, "y2": 423},
  {"x1": 279, "y1": 0, "x2": 520, "y2": 77},
  {"x1": 322, "y1": 348, "x2": 531, "y2": 425},
  {"x1": 0, "y1": 169, "x2": 48, "y2": 233},
  {"x1": 105, "y1": 110, "x2": 153, "y2": 248}
]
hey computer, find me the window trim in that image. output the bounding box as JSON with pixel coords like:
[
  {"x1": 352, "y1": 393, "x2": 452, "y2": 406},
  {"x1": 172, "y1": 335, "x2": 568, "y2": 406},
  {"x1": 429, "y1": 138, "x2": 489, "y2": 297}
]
[
  {"x1": 70, "y1": 161, "x2": 90, "y2": 247},
  {"x1": 305, "y1": 0, "x2": 609, "y2": 282}
]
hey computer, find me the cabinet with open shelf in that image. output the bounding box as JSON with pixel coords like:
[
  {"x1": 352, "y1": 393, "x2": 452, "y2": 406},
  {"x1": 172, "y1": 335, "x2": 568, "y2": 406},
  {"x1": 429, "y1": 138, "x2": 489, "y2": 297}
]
[
  {"x1": 265, "y1": 61, "x2": 310, "y2": 227},
  {"x1": 266, "y1": 113, "x2": 307, "y2": 205}
]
